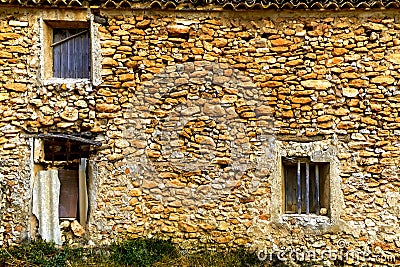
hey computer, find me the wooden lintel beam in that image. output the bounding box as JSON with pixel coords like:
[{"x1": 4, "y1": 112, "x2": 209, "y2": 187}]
[{"x1": 31, "y1": 133, "x2": 102, "y2": 146}]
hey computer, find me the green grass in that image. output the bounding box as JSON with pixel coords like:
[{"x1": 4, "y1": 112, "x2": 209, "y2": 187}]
[
  {"x1": 0, "y1": 239, "x2": 322, "y2": 267},
  {"x1": 0, "y1": 239, "x2": 69, "y2": 267},
  {"x1": 109, "y1": 238, "x2": 178, "y2": 266},
  {"x1": 156, "y1": 248, "x2": 265, "y2": 267}
]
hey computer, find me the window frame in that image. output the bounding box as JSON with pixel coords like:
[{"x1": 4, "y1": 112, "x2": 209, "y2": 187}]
[
  {"x1": 43, "y1": 20, "x2": 91, "y2": 81},
  {"x1": 32, "y1": 137, "x2": 95, "y2": 225},
  {"x1": 270, "y1": 140, "x2": 344, "y2": 229}
]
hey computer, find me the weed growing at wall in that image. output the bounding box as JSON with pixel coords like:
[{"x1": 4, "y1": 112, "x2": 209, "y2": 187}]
[
  {"x1": 0, "y1": 238, "x2": 328, "y2": 266},
  {"x1": 0, "y1": 238, "x2": 177, "y2": 266},
  {"x1": 0, "y1": 239, "x2": 67, "y2": 267},
  {"x1": 109, "y1": 238, "x2": 178, "y2": 266}
]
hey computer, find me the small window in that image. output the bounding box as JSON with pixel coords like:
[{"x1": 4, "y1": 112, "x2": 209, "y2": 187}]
[
  {"x1": 52, "y1": 28, "x2": 90, "y2": 78},
  {"x1": 283, "y1": 157, "x2": 330, "y2": 215},
  {"x1": 41, "y1": 19, "x2": 101, "y2": 83}
]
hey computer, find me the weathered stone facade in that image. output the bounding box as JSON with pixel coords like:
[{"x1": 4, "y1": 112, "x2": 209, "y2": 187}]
[{"x1": 0, "y1": 3, "x2": 400, "y2": 265}]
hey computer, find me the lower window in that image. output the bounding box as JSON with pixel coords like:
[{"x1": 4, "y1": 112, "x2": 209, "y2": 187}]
[
  {"x1": 33, "y1": 135, "x2": 96, "y2": 223},
  {"x1": 283, "y1": 157, "x2": 330, "y2": 215}
]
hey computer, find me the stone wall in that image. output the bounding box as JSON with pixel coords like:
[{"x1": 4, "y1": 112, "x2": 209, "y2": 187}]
[
  {"x1": 0, "y1": 8, "x2": 37, "y2": 246},
  {"x1": 0, "y1": 6, "x2": 399, "y2": 264}
]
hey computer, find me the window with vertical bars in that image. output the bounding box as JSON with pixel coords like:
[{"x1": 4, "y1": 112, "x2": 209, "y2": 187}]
[
  {"x1": 283, "y1": 157, "x2": 330, "y2": 215},
  {"x1": 52, "y1": 28, "x2": 90, "y2": 79}
]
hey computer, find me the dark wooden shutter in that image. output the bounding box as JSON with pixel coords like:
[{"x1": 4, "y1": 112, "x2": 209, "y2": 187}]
[
  {"x1": 59, "y1": 169, "x2": 79, "y2": 219},
  {"x1": 53, "y1": 29, "x2": 90, "y2": 79}
]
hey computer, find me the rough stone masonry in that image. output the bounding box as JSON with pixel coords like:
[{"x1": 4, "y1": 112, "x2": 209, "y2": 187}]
[{"x1": 0, "y1": 2, "x2": 399, "y2": 265}]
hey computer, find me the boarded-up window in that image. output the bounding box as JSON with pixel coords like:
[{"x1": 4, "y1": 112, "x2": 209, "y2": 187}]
[
  {"x1": 53, "y1": 28, "x2": 90, "y2": 79},
  {"x1": 283, "y1": 157, "x2": 330, "y2": 215}
]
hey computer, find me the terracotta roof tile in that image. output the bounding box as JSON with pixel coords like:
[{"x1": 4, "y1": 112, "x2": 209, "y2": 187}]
[{"x1": 0, "y1": 0, "x2": 399, "y2": 10}]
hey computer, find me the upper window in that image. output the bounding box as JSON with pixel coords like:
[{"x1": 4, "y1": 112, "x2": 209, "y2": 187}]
[
  {"x1": 42, "y1": 20, "x2": 92, "y2": 81},
  {"x1": 283, "y1": 157, "x2": 330, "y2": 216},
  {"x1": 52, "y1": 28, "x2": 90, "y2": 79}
]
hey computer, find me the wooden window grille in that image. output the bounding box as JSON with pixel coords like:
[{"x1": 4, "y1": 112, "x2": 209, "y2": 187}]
[
  {"x1": 283, "y1": 157, "x2": 330, "y2": 215},
  {"x1": 52, "y1": 28, "x2": 90, "y2": 79}
]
